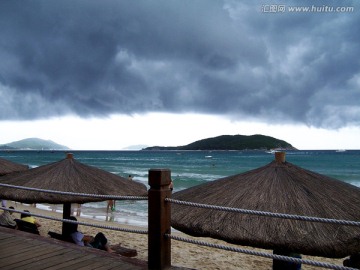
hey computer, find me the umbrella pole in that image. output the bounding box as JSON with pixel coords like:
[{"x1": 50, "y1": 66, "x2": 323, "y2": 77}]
[
  {"x1": 273, "y1": 249, "x2": 302, "y2": 270},
  {"x1": 62, "y1": 203, "x2": 72, "y2": 236}
]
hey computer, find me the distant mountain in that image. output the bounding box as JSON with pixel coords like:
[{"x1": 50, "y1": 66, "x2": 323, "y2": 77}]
[
  {"x1": 143, "y1": 134, "x2": 296, "y2": 151},
  {"x1": 122, "y1": 144, "x2": 149, "y2": 150},
  {"x1": 0, "y1": 138, "x2": 70, "y2": 150}
]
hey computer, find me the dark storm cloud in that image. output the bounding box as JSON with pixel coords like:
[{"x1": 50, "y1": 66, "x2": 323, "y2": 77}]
[{"x1": 0, "y1": 0, "x2": 359, "y2": 128}]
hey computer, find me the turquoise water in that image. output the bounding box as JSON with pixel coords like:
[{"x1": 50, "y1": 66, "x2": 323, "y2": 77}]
[{"x1": 1, "y1": 150, "x2": 360, "y2": 226}]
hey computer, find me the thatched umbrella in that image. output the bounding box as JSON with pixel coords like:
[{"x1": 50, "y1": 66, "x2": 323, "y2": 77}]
[
  {"x1": 0, "y1": 153, "x2": 147, "y2": 234},
  {"x1": 0, "y1": 157, "x2": 29, "y2": 176},
  {"x1": 171, "y1": 152, "x2": 360, "y2": 259}
]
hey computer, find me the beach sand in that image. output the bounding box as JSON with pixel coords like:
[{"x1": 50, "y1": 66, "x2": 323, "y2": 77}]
[{"x1": 6, "y1": 202, "x2": 346, "y2": 270}]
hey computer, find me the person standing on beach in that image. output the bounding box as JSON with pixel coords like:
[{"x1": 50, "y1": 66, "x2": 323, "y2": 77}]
[
  {"x1": 169, "y1": 180, "x2": 174, "y2": 192},
  {"x1": 107, "y1": 200, "x2": 116, "y2": 213},
  {"x1": 1, "y1": 200, "x2": 7, "y2": 207},
  {"x1": 72, "y1": 203, "x2": 82, "y2": 217}
]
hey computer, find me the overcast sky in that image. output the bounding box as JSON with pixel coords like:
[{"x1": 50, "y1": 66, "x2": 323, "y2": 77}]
[{"x1": 0, "y1": 0, "x2": 359, "y2": 150}]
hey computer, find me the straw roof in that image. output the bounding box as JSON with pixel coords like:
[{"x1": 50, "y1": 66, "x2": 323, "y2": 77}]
[
  {"x1": 0, "y1": 153, "x2": 147, "y2": 204},
  {"x1": 171, "y1": 153, "x2": 360, "y2": 258},
  {"x1": 0, "y1": 157, "x2": 29, "y2": 176}
]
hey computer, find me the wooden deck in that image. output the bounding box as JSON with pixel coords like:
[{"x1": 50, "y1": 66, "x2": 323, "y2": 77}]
[{"x1": 0, "y1": 226, "x2": 189, "y2": 270}]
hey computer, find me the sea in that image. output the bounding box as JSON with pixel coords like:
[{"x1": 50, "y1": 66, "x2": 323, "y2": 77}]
[{"x1": 1, "y1": 150, "x2": 360, "y2": 227}]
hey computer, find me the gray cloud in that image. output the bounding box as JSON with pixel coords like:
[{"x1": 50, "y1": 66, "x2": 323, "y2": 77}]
[{"x1": 0, "y1": 0, "x2": 359, "y2": 128}]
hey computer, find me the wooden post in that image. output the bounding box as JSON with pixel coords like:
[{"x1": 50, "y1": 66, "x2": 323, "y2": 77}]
[{"x1": 148, "y1": 169, "x2": 172, "y2": 270}]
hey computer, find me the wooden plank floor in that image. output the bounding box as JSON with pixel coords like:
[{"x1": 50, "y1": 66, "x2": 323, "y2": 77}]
[{"x1": 0, "y1": 226, "x2": 148, "y2": 270}]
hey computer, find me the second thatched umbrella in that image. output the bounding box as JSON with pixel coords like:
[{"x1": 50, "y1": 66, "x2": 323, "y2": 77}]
[
  {"x1": 171, "y1": 152, "x2": 360, "y2": 259},
  {"x1": 0, "y1": 153, "x2": 148, "y2": 234},
  {"x1": 0, "y1": 157, "x2": 29, "y2": 176}
]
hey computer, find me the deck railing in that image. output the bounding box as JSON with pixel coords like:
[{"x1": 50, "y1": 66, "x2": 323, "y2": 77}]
[{"x1": 0, "y1": 169, "x2": 358, "y2": 270}]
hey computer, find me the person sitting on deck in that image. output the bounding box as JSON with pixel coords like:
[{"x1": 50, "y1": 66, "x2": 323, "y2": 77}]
[
  {"x1": 0, "y1": 206, "x2": 17, "y2": 229},
  {"x1": 343, "y1": 253, "x2": 360, "y2": 268},
  {"x1": 21, "y1": 210, "x2": 42, "y2": 228},
  {"x1": 67, "y1": 216, "x2": 114, "y2": 253}
]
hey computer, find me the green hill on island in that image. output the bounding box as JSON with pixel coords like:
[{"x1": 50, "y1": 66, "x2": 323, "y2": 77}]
[
  {"x1": 0, "y1": 138, "x2": 70, "y2": 150},
  {"x1": 143, "y1": 134, "x2": 296, "y2": 151}
]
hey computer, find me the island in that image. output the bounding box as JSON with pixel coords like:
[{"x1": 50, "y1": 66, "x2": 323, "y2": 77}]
[
  {"x1": 142, "y1": 134, "x2": 296, "y2": 151},
  {"x1": 0, "y1": 138, "x2": 70, "y2": 151}
]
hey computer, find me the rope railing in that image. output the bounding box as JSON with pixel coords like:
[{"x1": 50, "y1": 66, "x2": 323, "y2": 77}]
[
  {"x1": 165, "y1": 198, "x2": 360, "y2": 269},
  {"x1": 166, "y1": 234, "x2": 356, "y2": 270},
  {"x1": 1, "y1": 179, "x2": 357, "y2": 269},
  {"x1": 166, "y1": 198, "x2": 360, "y2": 227},
  {"x1": 0, "y1": 183, "x2": 148, "y2": 235},
  {"x1": 0, "y1": 182, "x2": 148, "y2": 200},
  {"x1": 0, "y1": 206, "x2": 148, "y2": 235}
]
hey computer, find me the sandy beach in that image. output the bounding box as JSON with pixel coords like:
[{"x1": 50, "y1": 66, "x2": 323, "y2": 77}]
[{"x1": 5, "y1": 202, "x2": 346, "y2": 270}]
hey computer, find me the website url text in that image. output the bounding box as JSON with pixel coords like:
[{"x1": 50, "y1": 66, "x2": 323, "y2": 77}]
[{"x1": 261, "y1": 5, "x2": 355, "y2": 13}]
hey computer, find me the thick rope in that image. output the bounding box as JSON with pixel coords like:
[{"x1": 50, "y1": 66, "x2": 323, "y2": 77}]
[
  {"x1": 1, "y1": 204, "x2": 352, "y2": 269},
  {"x1": 167, "y1": 234, "x2": 356, "y2": 270},
  {"x1": 0, "y1": 206, "x2": 148, "y2": 235},
  {"x1": 0, "y1": 183, "x2": 148, "y2": 200},
  {"x1": 166, "y1": 198, "x2": 360, "y2": 227},
  {"x1": 2, "y1": 182, "x2": 358, "y2": 268}
]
